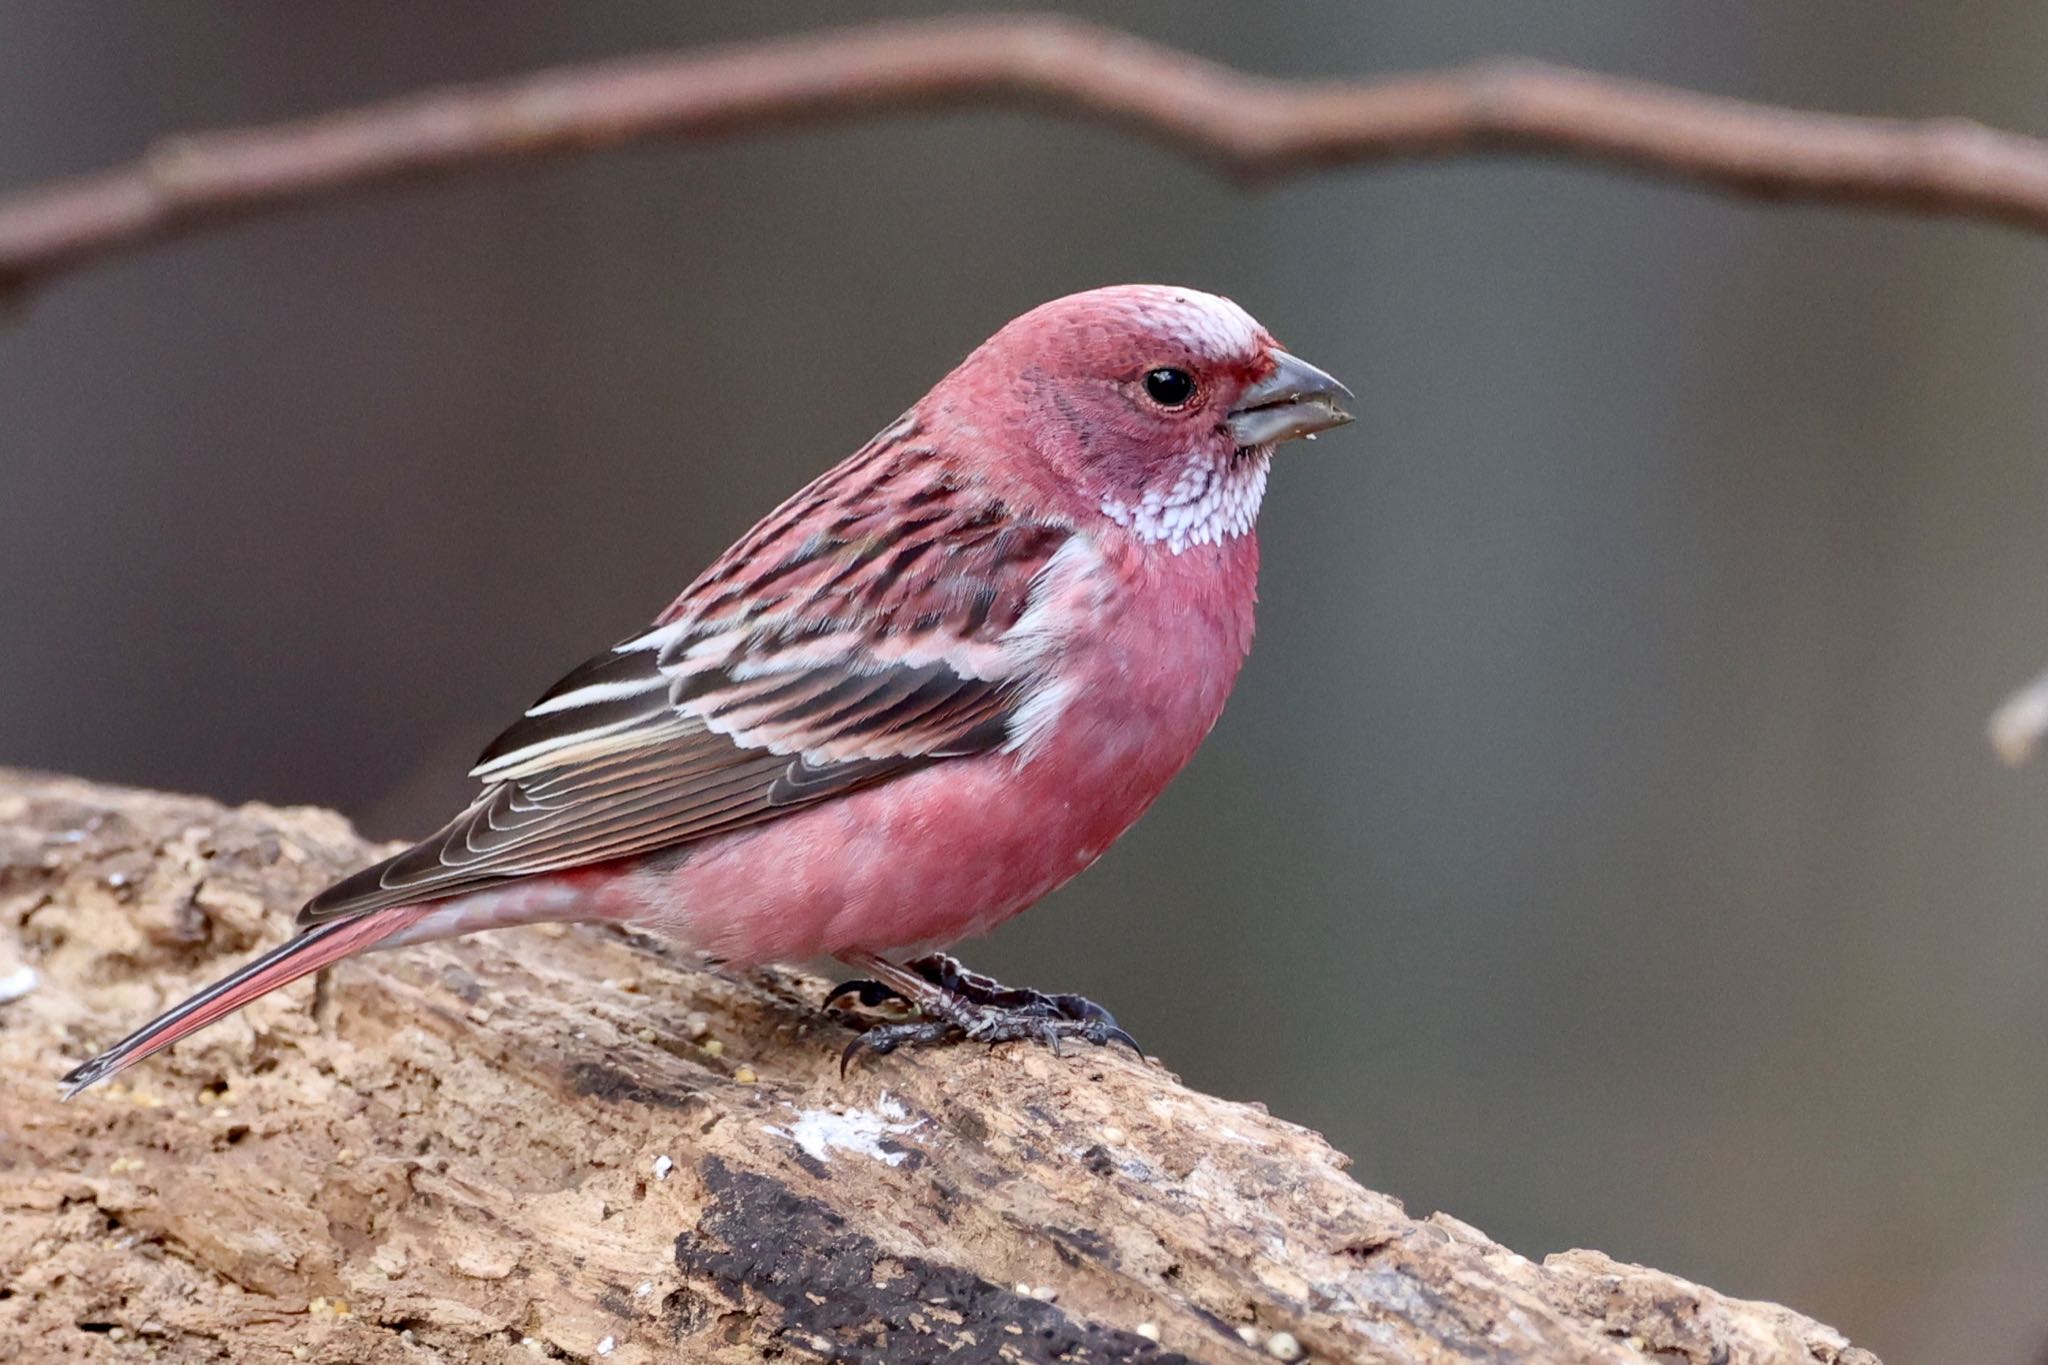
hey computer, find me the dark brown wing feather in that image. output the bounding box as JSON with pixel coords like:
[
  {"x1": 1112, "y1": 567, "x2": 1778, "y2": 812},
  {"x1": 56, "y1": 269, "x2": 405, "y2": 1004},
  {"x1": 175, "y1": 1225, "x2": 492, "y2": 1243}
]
[{"x1": 298, "y1": 414, "x2": 1074, "y2": 927}]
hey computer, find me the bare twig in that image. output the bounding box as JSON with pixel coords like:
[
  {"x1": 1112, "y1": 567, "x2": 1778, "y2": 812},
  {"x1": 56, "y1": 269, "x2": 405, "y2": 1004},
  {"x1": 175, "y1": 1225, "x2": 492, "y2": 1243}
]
[
  {"x1": 1992, "y1": 664, "x2": 2048, "y2": 765},
  {"x1": 4, "y1": 13, "x2": 2048, "y2": 297}
]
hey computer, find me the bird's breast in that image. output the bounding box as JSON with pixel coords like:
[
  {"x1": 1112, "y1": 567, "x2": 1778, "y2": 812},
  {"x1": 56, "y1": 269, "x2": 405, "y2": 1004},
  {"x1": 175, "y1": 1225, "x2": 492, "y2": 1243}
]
[
  {"x1": 1014, "y1": 531, "x2": 1260, "y2": 813},
  {"x1": 634, "y1": 533, "x2": 1262, "y2": 962}
]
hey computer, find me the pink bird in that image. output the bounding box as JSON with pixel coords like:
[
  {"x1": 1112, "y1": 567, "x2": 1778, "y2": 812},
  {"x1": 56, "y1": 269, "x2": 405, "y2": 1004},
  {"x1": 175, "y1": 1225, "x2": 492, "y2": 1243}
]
[{"x1": 61, "y1": 285, "x2": 1352, "y2": 1095}]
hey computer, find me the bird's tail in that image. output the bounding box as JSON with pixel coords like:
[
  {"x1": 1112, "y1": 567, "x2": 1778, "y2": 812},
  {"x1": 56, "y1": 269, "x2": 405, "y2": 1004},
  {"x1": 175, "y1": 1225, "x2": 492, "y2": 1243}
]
[{"x1": 59, "y1": 904, "x2": 430, "y2": 1098}]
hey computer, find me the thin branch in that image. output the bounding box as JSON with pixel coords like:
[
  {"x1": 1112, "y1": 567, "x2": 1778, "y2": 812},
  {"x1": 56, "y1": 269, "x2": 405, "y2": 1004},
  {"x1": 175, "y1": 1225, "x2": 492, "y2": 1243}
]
[
  {"x1": 1992, "y1": 664, "x2": 2048, "y2": 765},
  {"x1": 5, "y1": 12, "x2": 2048, "y2": 297}
]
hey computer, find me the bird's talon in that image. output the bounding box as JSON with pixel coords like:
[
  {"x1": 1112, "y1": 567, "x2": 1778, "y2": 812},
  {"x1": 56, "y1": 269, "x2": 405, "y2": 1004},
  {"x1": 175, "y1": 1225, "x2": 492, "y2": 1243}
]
[
  {"x1": 1097, "y1": 1024, "x2": 1144, "y2": 1057},
  {"x1": 830, "y1": 955, "x2": 1142, "y2": 1069},
  {"x1": 839, "y1": 1018, "x2": 969, "y2": 1073}
]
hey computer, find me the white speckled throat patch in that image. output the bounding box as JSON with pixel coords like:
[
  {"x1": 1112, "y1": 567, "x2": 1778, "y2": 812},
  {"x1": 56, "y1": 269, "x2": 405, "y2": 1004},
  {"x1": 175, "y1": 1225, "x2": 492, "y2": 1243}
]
[{"x1": 1100, "y1": 447, "x2": 1271, "y2": 553}]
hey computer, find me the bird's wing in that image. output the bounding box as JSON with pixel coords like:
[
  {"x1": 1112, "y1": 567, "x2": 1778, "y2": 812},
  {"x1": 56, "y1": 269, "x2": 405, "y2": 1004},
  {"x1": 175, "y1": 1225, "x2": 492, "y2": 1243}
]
[{"x1": 299, "y1": 427, "x2": 1080, "y2": 926}]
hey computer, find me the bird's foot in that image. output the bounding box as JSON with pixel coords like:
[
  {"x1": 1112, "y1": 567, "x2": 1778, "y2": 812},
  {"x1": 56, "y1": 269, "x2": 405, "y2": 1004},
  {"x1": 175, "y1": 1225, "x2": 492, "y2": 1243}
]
[
  {"x1": 844, "y1": 1010, "x2": 1139, "y2": 1071},
  {"x1": 825, "y1": 952, "x2": 1140, "y2": 1072}
]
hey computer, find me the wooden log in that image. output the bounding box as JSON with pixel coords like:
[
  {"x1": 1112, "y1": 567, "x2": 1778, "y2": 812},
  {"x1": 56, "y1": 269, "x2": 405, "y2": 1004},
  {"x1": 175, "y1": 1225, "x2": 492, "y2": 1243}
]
[{"x1": 0, "y1": 770, "x2": 1878, "y2": 1364}]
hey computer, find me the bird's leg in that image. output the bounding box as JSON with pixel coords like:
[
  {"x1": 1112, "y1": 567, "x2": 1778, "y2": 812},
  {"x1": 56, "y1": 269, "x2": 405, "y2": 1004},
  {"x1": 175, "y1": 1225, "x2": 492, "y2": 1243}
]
[
  {"x1": 897, "y1": 952, "x2": 1129, "y2": 1030},
  {"x1": 827, "y1": 951, "x2": 1141, "y2": 1071},
  {"x1": 824, "y1": 951, "x2": 1125, "y2": 1023}
]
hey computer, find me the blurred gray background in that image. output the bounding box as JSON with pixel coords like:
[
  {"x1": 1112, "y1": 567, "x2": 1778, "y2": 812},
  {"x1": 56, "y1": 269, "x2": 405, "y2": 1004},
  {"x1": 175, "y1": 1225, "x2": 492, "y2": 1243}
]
[{"x1": 5, "y1": 4, "x2": 2047, "y2": 1360}]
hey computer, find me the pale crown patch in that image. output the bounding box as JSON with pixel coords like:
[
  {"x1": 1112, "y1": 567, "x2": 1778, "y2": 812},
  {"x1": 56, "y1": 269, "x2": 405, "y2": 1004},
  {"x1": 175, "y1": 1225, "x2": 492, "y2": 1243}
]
[{"x1": 1125, "y1": 286, "x2": 1265, "y2": 363}]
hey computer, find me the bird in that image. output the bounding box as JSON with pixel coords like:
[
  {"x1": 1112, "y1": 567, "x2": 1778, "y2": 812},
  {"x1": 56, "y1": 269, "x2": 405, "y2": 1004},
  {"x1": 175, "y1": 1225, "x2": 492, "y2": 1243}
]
[{"x1": 60, "y1": 284, "x2": 1352, "y2": 1096}]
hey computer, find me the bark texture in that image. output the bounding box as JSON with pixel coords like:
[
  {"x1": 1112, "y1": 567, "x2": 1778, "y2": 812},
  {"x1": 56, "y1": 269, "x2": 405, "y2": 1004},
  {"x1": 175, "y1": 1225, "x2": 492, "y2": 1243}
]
[{"x1": 0, "y1": 769, "x2": 1878, "y2": 1364}]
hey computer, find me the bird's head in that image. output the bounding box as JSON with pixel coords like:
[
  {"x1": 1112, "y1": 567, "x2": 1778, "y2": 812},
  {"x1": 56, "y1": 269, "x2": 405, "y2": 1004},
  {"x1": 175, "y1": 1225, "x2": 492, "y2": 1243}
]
[{"x1": 928, "y1": 285, "x2": 1353, "y2": 551}]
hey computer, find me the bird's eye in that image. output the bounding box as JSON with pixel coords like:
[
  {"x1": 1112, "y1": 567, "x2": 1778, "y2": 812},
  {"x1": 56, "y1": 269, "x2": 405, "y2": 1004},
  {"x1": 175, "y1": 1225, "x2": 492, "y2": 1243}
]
[{"x1": 1142, "y1": 367, "x2": 1197, "y2": 408}]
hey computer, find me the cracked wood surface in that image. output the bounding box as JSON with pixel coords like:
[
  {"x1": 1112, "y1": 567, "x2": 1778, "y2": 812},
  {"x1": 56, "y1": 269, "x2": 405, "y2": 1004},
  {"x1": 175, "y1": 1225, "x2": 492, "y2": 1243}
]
[{"x1": 0, "y1": 770, "x2": 1878, "y2": 1364}]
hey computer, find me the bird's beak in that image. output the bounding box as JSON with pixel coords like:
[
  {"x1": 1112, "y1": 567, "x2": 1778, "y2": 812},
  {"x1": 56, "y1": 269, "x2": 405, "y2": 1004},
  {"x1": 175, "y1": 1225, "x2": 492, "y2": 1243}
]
[{"x1": 1228, "y1": 348, "x2": 1355, "y2": 448}]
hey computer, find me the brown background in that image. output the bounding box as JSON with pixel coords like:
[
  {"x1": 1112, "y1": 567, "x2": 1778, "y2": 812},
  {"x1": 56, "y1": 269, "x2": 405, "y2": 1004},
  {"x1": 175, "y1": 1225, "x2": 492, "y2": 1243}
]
[{"x1": 5, "y1": 5, "x2": 2047, "y2": 1361}]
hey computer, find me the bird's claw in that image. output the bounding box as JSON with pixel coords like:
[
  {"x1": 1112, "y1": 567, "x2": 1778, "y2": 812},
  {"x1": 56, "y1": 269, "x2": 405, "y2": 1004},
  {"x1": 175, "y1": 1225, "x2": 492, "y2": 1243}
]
[
  {"x1": 839, "y1": 1010, "x2": 1141, "y2": 1075},
  {"x1": 827, "y1": 952, "x2": 1142, "y2": 1073},
  {"x1": 897, "y1": 952, "x2": 1091, "y2": 1020},
  {"x1": 838, "y1": 1020, "x2": 956, "y2": 1075}
]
